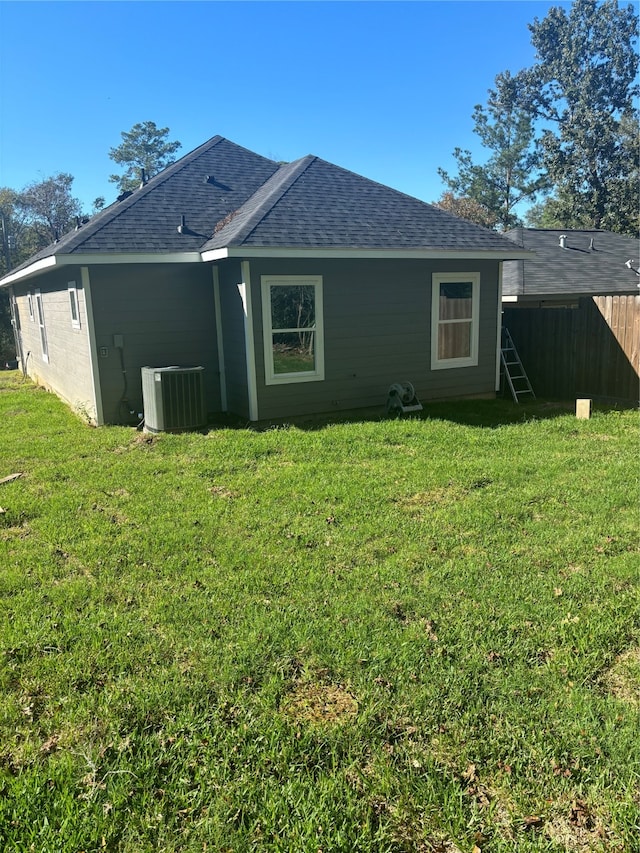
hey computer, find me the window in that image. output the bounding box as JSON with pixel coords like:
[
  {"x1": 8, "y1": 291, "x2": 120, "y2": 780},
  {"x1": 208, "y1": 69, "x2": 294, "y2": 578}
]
[
  {"x1": 35, "y1": 289, "x2": 49, "y2": 363},
  {"x1": 261, "y1": 276, "x2": 324, "y2": 384},
  {"x1": 68, "y1": 282, "x2": 81, "y2": 329},
  {"x1": 431, "y1": 273, "x2": 480, "y2": 369},
  {"x1": 27, "y1": 292, "x2": 34, "y2": 321}
]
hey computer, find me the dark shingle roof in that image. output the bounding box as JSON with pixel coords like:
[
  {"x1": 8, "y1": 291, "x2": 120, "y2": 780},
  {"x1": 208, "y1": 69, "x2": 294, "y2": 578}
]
[
  {"x1": 204, "y1": 156, "x2": 524, "y2": 254},
  {"x1": 4, "y1": 137, "x2": 530, "y2": 283},
  {"x1": 9, "y1": 137, "x2": 279, "y2": 270},
  {"x1": 503, "y1": 228, "x2": 640, "y2": 298}
]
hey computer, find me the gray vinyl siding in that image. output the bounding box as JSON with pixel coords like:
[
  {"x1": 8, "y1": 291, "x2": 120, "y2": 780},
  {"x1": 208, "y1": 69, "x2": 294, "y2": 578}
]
[
  {"x1": 11, "y1": 267, "x2": 97, "y2": 419},
  {"x1": 216, "y1": 260, "x2": 251, "y2": 419},
  {"x1": 89, "y1": 263, "x2": 221, "y2": 424},
  {"x1": 248, "y1": 258, "x2": 501, "y2": 421},
  {"x1": 7, "y1": 255, "x2": 502, "y2": 425}
]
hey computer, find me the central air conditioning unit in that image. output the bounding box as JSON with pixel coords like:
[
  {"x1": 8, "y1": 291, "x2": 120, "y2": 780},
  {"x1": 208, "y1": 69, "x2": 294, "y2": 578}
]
[{"x1": 141, "y1": 366, "x2": 206, "y2": 433}]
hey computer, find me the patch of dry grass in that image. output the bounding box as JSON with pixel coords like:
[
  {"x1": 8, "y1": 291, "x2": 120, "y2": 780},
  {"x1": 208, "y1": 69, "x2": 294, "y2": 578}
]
[
  {"x1": 281, "y1": 681, "x2": 358, "y2": 725},
  {"x1": 602, "y1": 645, "x2": 640, "y2": 706}
]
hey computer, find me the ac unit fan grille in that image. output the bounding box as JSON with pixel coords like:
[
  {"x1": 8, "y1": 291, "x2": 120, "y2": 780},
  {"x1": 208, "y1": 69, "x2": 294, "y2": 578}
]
[{"x1": 142, "y1": 366, "x2": 206, "y2": 432}]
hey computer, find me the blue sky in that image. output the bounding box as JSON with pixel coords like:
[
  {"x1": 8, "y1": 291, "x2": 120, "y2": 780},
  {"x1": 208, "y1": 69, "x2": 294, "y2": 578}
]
[{"x1": 0, "y1": 0, "x2": 571, "y2": 212}]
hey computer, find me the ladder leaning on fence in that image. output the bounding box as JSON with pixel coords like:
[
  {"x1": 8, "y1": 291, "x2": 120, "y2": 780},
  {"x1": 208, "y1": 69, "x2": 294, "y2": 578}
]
[{"x1": 501, "y1": 327, "x2": 535, "y2": 403}]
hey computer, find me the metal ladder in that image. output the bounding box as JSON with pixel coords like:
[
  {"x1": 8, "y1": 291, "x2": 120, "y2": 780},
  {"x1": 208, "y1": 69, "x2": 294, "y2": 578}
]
[{"x1": 501, "y1": 327, "x2": 535, "y2": 403}]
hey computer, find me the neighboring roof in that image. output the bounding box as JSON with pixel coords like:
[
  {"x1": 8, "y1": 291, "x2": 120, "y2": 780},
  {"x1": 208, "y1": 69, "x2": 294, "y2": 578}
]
[
  {"x1": 503, "y1": 228, "x2": 640, "y2": 299},
  {"x1": 2, "y1": 136, "x2": 530, "y2": 287}
]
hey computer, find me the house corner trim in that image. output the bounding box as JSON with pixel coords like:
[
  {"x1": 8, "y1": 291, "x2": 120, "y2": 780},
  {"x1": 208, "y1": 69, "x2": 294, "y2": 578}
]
[
  {"x1": 496, "y1": 262, "x2": 503, "y2": 392},
  {"x1": 212, "y1": 266, "x2": 227, "y2": 412},
  {"x1": 81, "y1": 266, "x2": 104, "y2": 425},
  {"x1": 240, "y1": 260, "x2": 259, "y2": 421}
]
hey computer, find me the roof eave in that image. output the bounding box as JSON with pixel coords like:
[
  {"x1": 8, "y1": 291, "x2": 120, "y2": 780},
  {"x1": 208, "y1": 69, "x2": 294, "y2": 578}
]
[
  {"x1": 201, "y1": 246, "x2": 534, "y2": 262},
  {"x1": 0, "y1": 255, "x2": 57, "y2": 287},
  {"x1": 0, "y1": 251, "x2": 203, "y2": 287}
]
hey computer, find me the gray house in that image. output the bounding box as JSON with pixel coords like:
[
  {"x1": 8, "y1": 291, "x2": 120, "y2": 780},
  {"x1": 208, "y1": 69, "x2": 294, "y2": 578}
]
[{"x1": 1, "y1": 136, "x2": 529, "y2": 425}]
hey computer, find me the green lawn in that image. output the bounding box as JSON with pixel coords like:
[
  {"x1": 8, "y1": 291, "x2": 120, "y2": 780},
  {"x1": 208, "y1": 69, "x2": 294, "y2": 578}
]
[{"x1": 1, "y1": 372, "x2": 638, "y2": 852}]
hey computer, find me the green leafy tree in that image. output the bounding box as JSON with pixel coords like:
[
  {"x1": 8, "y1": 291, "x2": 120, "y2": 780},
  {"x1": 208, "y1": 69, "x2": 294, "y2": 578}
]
[
  {"x1": 17, "y1": 173, "x2": 83, "y2": 248},
  {"x1": 0, "y1": 176, "x2": 83, "y2": 361},
  {"x1": 0, "y1": 292, "x2": 14, "y2": 365},
  {"x1": 0, "y1": 190, "x2": 25, "y2": 363},
  {"x1": 0, "y1": 187, "x2": 45, "y2": 274},
  {"x1": 517, "y1": 0, "x2": 639, "y2": 234},
  {"x1": 108, "y1": 121, "x2": 181, "y2": 194},
  {"x1": 0, "y1": 175, "x2": 84, "y2": 364},
  {"x1": 438, "y1": 71, "x2": 547, "y2": 231}
]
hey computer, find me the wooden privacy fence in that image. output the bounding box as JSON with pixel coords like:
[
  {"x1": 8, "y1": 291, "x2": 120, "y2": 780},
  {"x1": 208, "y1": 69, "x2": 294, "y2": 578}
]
[{"x1": 503, "y1": 295, "x2": 640, "y2": 404}]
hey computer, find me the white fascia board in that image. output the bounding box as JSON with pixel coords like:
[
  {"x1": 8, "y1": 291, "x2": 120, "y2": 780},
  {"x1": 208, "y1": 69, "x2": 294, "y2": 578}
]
[
  {"x1": 202, "y1": 246, "x2": 533, "y2": 262},
  {"x1": 0, "y1": 255, "x2": 57, "y2": 287},
  {"x1": 201, "y1": 248, "x2": 230, "y2": 262},
  {"x1": 0, "y1": 251, "x2": 201, "y2": 288},
  {"x1": 65, "y1": 252, "x2": 202, "y2": 265}
]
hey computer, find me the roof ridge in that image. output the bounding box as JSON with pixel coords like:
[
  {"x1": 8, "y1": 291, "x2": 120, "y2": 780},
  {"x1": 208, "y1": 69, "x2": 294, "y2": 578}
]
[{"x1": 213, "y1": 155, "x2": 317, "y2": 246}]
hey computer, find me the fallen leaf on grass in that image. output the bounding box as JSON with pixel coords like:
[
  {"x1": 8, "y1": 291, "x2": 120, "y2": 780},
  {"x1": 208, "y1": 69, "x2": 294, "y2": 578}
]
[{"x1": 522, "y1": 815, "x2": 544, "y2": 829}]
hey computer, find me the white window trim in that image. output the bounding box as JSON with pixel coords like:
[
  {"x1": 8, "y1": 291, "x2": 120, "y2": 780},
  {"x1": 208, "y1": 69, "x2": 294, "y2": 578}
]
[
  {"x1": 35, "y1": 288, "x2": 49, "y2": 363},
  {"x1": 261, "y1": 275, "x2": 325, "y2": 385},
  {"x1": 68, "y1": 281, "x2": 81, "y2": 329},
  {"x1": 431, "y1": 272, "x2": 480, "y2": 370},
  {"x1": 27, "y1": 292, "x2": 34, "y2": 321}
]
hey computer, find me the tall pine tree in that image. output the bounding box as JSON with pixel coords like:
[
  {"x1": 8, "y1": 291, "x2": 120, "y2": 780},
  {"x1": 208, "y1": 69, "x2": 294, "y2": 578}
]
[
  {"x1": 437, "y1": 71, "x2": 546, "y2": 231},
  {"x1": 108, "y1": 121, "x2": 181, "y2": 194}
]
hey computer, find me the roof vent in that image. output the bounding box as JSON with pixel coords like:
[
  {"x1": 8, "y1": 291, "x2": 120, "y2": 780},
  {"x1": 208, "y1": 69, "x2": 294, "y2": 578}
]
[
  {"x1": 177, "y1": 215, "x2": 196, "y2": 236},
  {"x1": 559, "y1": 234, "x2": 567, "y2": 249},
  {"x1": 589, "y1": 238, "x2": 595, "y2": 251},
  {"x1": 205, "y1": 175, "x2": 216, "y2": 184}
]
